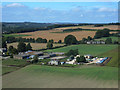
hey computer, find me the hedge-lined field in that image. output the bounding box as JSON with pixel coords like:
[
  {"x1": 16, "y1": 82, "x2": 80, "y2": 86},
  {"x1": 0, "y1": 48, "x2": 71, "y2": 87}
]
[{"x1": 45, "y1": 44, "x2": 117, "y2": 56}]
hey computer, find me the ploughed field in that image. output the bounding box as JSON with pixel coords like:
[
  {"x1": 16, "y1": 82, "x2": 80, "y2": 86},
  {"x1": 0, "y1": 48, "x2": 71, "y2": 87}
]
[
  {"x1": 2, "y1": 65, "x2": 118, "y2": 88},
  {"x1": 11, "y1": 25, "x2": 119, "y2": 42}
]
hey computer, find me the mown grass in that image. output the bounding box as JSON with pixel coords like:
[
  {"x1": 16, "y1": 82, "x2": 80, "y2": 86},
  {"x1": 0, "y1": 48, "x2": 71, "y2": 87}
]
[
  {"x1": 45, "y1": 44, "x2": 117, "y2": 56},
  {"x1": 21, "y1": 65, "x2": 118, "y2": 81}
]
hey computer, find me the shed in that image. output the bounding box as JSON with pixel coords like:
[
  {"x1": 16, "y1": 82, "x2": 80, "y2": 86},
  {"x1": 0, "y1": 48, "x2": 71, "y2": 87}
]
[{"x1": 14, "y1": 54, "x2": 30, "y2": 59}]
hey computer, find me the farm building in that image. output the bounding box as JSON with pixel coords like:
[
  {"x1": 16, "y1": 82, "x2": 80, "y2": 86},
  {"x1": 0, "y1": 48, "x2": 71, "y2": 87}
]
[
  {"x1": 50, "y1": 52, "x2": 65, "y2": 55},
  {"x1": 50, "y1": 56, "x2": 66, "y2": 60},
  {"x1": 48, "y1": 60, "x2": 60, "y2": 65},
  {"x1": 38, "y1": 55, "x2": 50, "y2": 59},
  {"x1": 84, "y1": 55, "x2": 93, "y2": 59},
  {"x1": 14, "y1": 54, "x2": 30, "y2": 59},
  {"x1": 87, "y1": 41, "x2": 105, "y2": 44},
  {"x1": 0, "y1": 48, "x2": 7, "y2": 55},
  {"x1": 26, "y1": 51, "x2": 44, "y2": 56}
]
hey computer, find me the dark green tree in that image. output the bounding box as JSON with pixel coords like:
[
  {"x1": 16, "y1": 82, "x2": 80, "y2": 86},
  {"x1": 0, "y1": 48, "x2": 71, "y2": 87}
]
[
  {"x1": 76, "y1": 57, "x2": 81, "y2": 63},
  {"x1": 87, "y1": 36, "x2": 92, "y2": 41},
  {"x1": 12, "y1": 48, "x2": 18, "y2": 54},
  {"x1": 33, "y1": 55, "x2": 38, "y2": 63},
  {"x1": 64, "y1": 35, "x2": 78, "y2": 45},
  {"x1": 49, "y1": 39, "x2": 54, "y2": 43},
  {"x1": 26, "y1": 43, "x2": 32, "y2": 51},
  {"x1": 2, "y1": 41, "x2": 7, "y2": 48},
  {"x1": 79, "y1": 56, "x2": 86, "y2": 62},
  {"x1": 105, "y1": 38, "x2": 112, "y2": 44},
  {"x1": 47, "y1": 42, "x2": 53, "y2": 49},
  {"x1": 8, "y1": 45, "x2": 14, "y2": 53},
  {"x1": 58, "y1": 40, "x2": 62, "y2": 43},
  {"x1": 66, "y1": 49, "x2": 79, "y2": 56},
  {"x1": 17, "y1": 42, "x2": 26, "y2": 52}
]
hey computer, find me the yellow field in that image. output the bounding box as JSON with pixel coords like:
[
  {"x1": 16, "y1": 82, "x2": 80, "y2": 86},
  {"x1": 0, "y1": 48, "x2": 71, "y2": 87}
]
[
  {"x1": 7, "y1": 43, "x2": 65, "y2": 50},
  {"x1": 12, "y1": 25, "x2": 119, "y2": 42}
]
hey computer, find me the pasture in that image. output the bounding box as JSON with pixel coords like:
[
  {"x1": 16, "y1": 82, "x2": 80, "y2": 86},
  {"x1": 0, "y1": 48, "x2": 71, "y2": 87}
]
[
  {"x1": 7, "y1": 42, "x2": 65, "y2": 50},
  {"x1": 95, "y1": 36, "x2": 118, "y2": 42},
  {"x1": 3, "y1": 34, "x2": 31, "y2": 37},
  {"x1": 2, "y1": 59, "x2": 30, "y2": 75},
  {"x1": 45, "y1": 44, "x2": 117, "y2": 56},
  {"x1": 99, "y1": 48, "x2": 118, "y2": 67},
  {"x1": 2, "y1": 65, "x2": 118, "y2": 88}
]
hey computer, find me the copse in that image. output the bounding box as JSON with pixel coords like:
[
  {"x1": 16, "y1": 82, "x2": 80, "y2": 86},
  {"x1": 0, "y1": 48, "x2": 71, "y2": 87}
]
[
  {"x1": 64, "y1": 35, "x2": 78, "y2": 45},
  {"x1": 94, "y1": 28, "x2": 110, "y2": 39}
]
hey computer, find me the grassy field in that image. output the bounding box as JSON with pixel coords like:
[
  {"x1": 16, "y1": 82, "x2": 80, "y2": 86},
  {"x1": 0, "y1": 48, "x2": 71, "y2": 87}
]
[
  {"x1": 3, "y1": 34, "x2": 31, "y2": 37},
  {"x1": 2, "y1": 59, "x2": 30, "y2": 75},
  {"x1": 7, "y1": 42, "x2": 65, "y2": 50},
  {"x1": 2, "y1": 65, "x2": 118, "y2": 88},
  {"x1": 99, "y1": 48, "x2": 118, "y2": 67},
  {"x1": 45, "y1": 44, "x2": 117, "y2": 56},
  {"x1": 95, "y1": 36, "x2": 118, "y2": 42}
]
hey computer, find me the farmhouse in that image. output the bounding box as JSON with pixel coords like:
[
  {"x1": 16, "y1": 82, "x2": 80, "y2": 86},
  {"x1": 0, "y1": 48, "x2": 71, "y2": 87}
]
[{"x1": 48, "y1": 60, "x2": 60, "y2": 65}]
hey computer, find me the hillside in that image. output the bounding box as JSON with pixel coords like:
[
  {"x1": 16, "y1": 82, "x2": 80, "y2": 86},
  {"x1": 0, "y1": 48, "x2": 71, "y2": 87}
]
[{"x1": 99, "y1": 47, "x2": 118, "y2": 67}]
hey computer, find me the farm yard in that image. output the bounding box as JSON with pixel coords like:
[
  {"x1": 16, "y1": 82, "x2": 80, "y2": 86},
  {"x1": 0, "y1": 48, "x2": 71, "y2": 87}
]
[
  {"x1": 7, "y1": 42, "x2": 65, "y2": 50},
  {"x1": 2, "y1": 65, "x2": 118, "y2": 88}
]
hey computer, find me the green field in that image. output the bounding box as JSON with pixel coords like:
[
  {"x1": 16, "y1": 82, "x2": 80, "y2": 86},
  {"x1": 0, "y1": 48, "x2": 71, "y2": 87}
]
[
  {"x1": 2, "y1": 59, "x2": 30, "y2": 75},
  {"x1": 99, "y1": 48, "x2": 118, "y2": 67},
  {"x1": 2, "y1": 65, "x2": 118, "y2": 88},
  {"x1": 3, "y1": 34, "x2": 31, "y2": 37},
  {"x1": 45, "y1": 44, "x2": 117, "y2": 56},
  {"x1": 95, "y1": 36, "x2": 118, "y2": 42}
]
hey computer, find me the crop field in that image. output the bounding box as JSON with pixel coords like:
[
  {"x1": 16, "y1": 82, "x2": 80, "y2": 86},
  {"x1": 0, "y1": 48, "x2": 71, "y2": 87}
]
[
  {"x1": 5, "y1": 25, "x2": 119, "y2": 42},
  {"x1": 45, "y1": 44, "x2": 117, "y2": 56},
  {"x1": 7, "y1": 43, "x2": 65, "y2": 50},
  {"x1": 54, "y1": 25, "x2": 119, "y2": 30},
  {"x1": 2, "y1": 65, "x2": 118, "y2": 88},
  {"x1": 17, "y1": 30, "x2": 96, "y2": 42}
]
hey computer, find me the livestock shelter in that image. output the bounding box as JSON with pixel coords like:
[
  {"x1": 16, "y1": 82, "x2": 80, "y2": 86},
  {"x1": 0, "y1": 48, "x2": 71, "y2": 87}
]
[{"x1": 14, "y1": 54, "x2": 30, "y2": 59}]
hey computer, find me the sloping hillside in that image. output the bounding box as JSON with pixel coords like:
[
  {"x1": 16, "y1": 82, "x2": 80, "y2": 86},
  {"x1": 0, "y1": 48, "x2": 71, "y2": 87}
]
[{"x1": 99, "y1": 47, "x2": 118, "y2": 67}]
